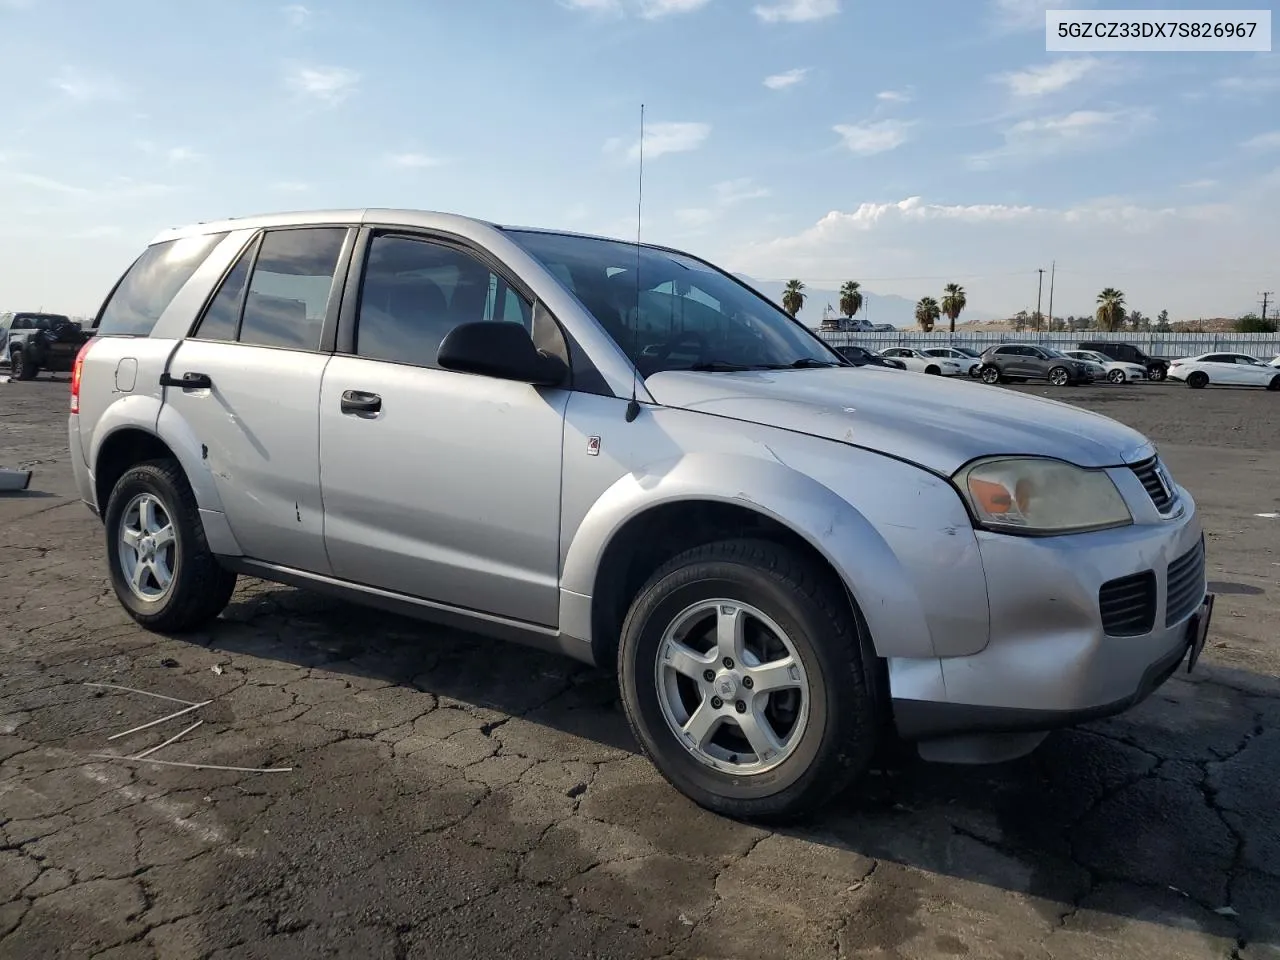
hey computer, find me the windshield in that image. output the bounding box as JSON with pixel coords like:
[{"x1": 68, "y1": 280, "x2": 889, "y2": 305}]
[
  {"x1": 953, "y1": 347, "x2": 979, "y2": 358},
  {"x1": 1042, "y1": 347, "x2": 1071, "y2": 359},
  {"x1": 507, "y1": 230, "x2": 844, "y2": 375}
]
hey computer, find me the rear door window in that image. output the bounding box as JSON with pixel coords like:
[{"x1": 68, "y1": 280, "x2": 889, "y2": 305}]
[
  {"x1": 95, "y1": 233, "x2": 228, "y2": 336},
  {"x1": 238, "y1": 228, "x2": 348, "y2": 351}
]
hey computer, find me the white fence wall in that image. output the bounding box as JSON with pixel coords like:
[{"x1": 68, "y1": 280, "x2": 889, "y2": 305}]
[{"x1": 816, "y1": 330, "x2": 1280, "y2": 360}]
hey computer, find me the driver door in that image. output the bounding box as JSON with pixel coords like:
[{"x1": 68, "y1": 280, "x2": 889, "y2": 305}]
[{"x1": 318, "y1": 231, "x2": 569, "y2": 627}]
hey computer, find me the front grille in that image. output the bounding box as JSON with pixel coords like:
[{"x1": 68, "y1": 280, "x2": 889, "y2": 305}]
[
  {"x1": 1166, "y1": 536, "x2": 1207, "y2": 627},
  {"x1": 1130, "y1": 457, "x2": 1175, "y2": 513},
  {"x1": 1099, "y1": 571, "x2": 1157, "y2": 637}
]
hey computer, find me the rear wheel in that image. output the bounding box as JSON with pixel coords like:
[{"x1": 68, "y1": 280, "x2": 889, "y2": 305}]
[
  {"x1": 1107, "y1": 369, "x2": 1125, "y2": 384},
  {"x1": 980, "y1": 366, "x2": 1002, "y2": 385},
  {"x1": 11, "y1": 350, "x2": 36, "y2": 381},
  {"x1": 1187, "y1": 371, "x2": 1209, "y2": 390},
  {"x1": 104, "y1": 459, "x2": 237, "y2": 632},
  {"x1": 1268, "y1": 375, "x2": 1280, "y2": 392},
  {"x1": 1148, "y1": 366, "x2": 1166, "y2": 382},
  {"x1": 1048, "y1": 366, "x2": 1070, "y2": 387},
  {"x1": 618, "y1": 539, "x2": 879, "y2": 823}
]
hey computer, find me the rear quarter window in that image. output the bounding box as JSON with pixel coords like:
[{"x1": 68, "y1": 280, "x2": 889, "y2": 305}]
[{"x1": 95, "y1": 232, "x2": 228, "y2": 336}]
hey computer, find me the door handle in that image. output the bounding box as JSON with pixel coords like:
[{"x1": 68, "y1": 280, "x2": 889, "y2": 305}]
[
  {"x1": 340, "y1": 390, "x2": 382, "y2": 416},
  {"x1": 160, "y1": 371, "x2": 213, "y2": 390}
]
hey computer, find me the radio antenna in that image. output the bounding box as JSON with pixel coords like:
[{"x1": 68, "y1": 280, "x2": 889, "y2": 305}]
[{"x1": 624, "y1": 103, "x2": 644, "y2": 423}]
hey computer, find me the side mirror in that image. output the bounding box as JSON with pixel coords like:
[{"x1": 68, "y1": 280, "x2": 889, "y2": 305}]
[{"x1": 437, "y1": 321, "x2": 567, "y2": 386}]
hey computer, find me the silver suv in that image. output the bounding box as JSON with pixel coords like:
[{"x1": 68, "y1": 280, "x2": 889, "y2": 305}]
[{"x1": 69, "y1": 209, "x2": 1213, "y2": 820}]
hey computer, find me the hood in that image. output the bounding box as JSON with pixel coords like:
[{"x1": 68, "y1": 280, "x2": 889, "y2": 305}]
[{"x1": 645, "y1": 367, "x2": 1154, "y2": 475}]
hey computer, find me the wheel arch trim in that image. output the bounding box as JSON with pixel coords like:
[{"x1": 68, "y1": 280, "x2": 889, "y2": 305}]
[{"x1": 558, "y1": 452, "x2": 938, "y2": 660}]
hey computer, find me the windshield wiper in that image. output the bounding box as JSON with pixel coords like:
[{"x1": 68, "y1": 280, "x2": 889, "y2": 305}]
[{"x1": 788, "y1": 357, "x2": 841, "y2": 368}]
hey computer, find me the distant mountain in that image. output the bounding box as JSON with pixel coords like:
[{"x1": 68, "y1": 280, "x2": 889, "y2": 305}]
[{"x1": 734, "y1": 276, "x2": 1000, "y2": 330}]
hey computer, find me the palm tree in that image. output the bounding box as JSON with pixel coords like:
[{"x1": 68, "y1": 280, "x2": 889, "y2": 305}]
[
  {"x1": 915, "y1": 296, "x2": 941, "y2": 332},
  {"x1": 940, "y1": 283, "x2": 967, "y2": 334},
  {"x1": 1095, "y1": 288, "x2": 1126, "y2": 332},
  {"x1": 839, "y1": 281, "x2": 863, "y2": 323},
  {"x1": 781, "y1": 280, "x2": 806, "y2": 318}
]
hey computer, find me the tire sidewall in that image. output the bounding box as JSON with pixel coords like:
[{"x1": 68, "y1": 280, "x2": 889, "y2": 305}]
[
  {"x1": 104, "y1": 466, "x2": 188, "y2": 622},
  {"x1": 1108, "y1": 369, "x2": 1125, "y2": 383},
  {"x1": 1049, "y1": 366, "x2": 1068, "y2": 386},
  {"x1": 1189, "y1": 372, "x2": 1208, "y2": 389},
  {"x1": 981, "y1": 366, "x2": 1000, "y2": 384},
  {"x1": 621, "y1": 564, "x2": 845, "y2": 806}
]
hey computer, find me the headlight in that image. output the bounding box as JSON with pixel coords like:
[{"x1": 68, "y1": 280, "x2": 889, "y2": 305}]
[{"x1": 953, "y1": 457, "x2": 1132, "y2": 535}]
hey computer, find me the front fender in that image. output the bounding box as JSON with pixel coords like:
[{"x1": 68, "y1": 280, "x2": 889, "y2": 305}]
[{"x1": 559, "y1": 451, "x2": 940, "y2": 660}]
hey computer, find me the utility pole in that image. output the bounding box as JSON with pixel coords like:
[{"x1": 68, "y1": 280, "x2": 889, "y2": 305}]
[
  {"x1": 1261, "y1": 291, "x2": 1274, "y2": 321},
  {"x1": 1047, "y1": 261, "x2": 1056, "y2": 333},
  {"x1": 1035, "y1": 269, "x2": 1045, "y2": 333}
]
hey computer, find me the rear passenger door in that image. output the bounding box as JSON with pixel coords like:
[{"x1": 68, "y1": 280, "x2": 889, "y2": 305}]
[
  {"x1": 162, "y1": 225, "x2": 354, "y2": 572},
  {"x1": 318, "y1": 231, "x2": 568, "y2": 627}
]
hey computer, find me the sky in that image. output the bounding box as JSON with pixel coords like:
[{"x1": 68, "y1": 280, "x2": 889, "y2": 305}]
[{"x1": 1, "y1": 0, "x2": 1278, "y2": 324}]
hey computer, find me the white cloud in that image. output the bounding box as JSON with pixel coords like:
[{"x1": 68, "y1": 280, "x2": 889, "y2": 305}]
[
  {"x1": 51, "y1": 68, "x2": 125, "y2": 102},
  {"x1": 997, "y1": 57, "x2": 1097, "y2": 97},
  {"x1": 754, "y1": 0, "x2": 839, "y2": 23},
  {"x1": 989, "y1": 0, "x2": 1090, "y2": 32},
  {"x1": 1215, "y1": 73, "x2": 1280, "y2": 94},
  {"x1": 165, "y1": 147, "x2": 200, "y2": 163},
  {"x1": 876, "y1": 89, "x2": 912, "y2": 103},
  {"x1": 638, "y1": 0, "x2": 711, "y2": 16},
  {"x1": 607, "y1": 121, "x2": 710, "y2": 161},
  {"x1": 833, "y1": 120, "x2": 912, "y2": 156},
  {"x1": 715, "y1": 177, "x2": 770, "y2": 204},
  {"x1": 282, "y1": 3, "x2": 310, "y2": 26},
  {"x1": 1181, "y1": 179, "x2": 1218, "y2": 190},
  {"x1": 969, "y1": 109, "x2": 1149, "y2": 168},
  {"x1": 2, "y1": 171, "x2": 90, "y2": 196},
  {"x1": 676, "y1": 207, "x2": 717, "y2": 227},
  {"x1": 385, "y1": 152, "x2": 445, "y2": 168},
  {"x1": 1242, "y1": 130, "x2": 1280, "y2": 151},
  {"x1": 725, "y1": 188, "x2": 1264, "y2": 319},
  {"x1": 764, "y1": 68, "x2": 809, "y2": 90},
  {"x1": 560, "y1": 0, "x2": 711, "y2": 16},
  {"x1": 284, "y1": 64, "x2": 360, "y2": 104}
]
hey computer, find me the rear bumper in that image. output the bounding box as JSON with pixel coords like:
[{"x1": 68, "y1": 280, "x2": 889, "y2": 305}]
[{"x1": 67, "y1": 414, "x2": 98, "y2": 515}]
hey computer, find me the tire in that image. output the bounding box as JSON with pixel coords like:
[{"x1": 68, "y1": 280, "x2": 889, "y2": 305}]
[
  {"x1": 980, "y1": 366, "x2": 1002, "y2": 385},
  {"x1": 924, "y1": 365, "x2": 941, "y2": 376},
  {"x1": 1268, "y1": 375, "x2": 1280, "y2": 392},
  {"x1": 1148, "y1": 366, "x2": 1166, "y2": 382},
  {"x1": 618, "y1": 539, "x2": 879, "y2": 823},
  {"x1": 103, "y1": 459, "x2": 237, "y2": 632},
  {"x1": 1048, "y1": 366, "x2": 1070, "y2": 387},
  {"x1": 11, "y1": 349, "x2": 36, "y2": 381},
  {"x1": 1107, "y1": 369, "x2": 1125, "y2": 384},
  {"x1": 1187, "y1": 371, "x2": 1209, "y2": 390}
]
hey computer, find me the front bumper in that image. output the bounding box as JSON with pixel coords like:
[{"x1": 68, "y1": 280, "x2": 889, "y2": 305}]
[{"x1": 891, "y1": 481, "x2": 1207, "y2": 739}]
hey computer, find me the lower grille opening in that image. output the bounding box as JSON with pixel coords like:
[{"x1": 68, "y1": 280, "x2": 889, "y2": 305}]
[
  {"x1": 1166, "y1": 536, "x2": 1207, "y2": 627},
  {"x1": 1100, "y1": 571, "x2": 1157, "y2": 637}
]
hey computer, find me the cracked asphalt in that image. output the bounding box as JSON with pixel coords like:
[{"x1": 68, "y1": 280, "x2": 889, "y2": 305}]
[{"x1": 1, "y1": 376, "x2": 1277, "y2": 960}]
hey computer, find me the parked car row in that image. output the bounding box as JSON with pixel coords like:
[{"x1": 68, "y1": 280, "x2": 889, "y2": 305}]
[{"x1": 832, "y1": 339, "x2": 1278, "y2": 392}]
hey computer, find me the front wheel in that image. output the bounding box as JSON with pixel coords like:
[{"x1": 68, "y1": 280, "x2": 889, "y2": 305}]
[
  {"x1": 1048, "y1": 366, "x2": 1070, "y2": 386},
  {"x1": 1148, "y1": 366, "x2": 1166, "y2": 382},
  {"x1": 980, "y1": 366, "x2": 1002, "y2": 385},
  {"x1": 1187, "y1": 371, "x2": 1209, "y2": 389},
  {"x1": 1107, "y1": 369, "x2": 1125, "y2": 384},
  {"x1": 924, "y1": 365, "x2": 941, "y2": 376},
  {"x1": 618, "y1": 539, "x2": 879, "y2": 823},
  {"x1": 1268, "y1": 375, "x2": 1280, "y2": 392},
  {"x1": 11, "y1": 350, "x2": 36, "y2": 381},
  {"x1": 104, "y1": 460, "x2": 237, "y2": 632}
]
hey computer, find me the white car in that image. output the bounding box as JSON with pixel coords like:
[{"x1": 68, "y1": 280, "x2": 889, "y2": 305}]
[
  {"x1": 1167, "y1": 353, "x2": 1280, "y2": 390},
  {"x1": 921, "y1": 347, "x2": 982, "y2": 378},
  {"x1": 1065, "y1": 350, "x2": 1146, "y2": 384},
  {"x1": 1268, "y1": 355, "x2": 1280, "y2": 368},
  {"x1": 878, "y1": 347, "x2": 965, "y2": 376}
]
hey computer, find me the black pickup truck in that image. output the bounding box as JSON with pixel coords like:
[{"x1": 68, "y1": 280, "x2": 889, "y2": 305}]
[{"x1": 4, "y1": 313, "x2": 91, "y2": 380}]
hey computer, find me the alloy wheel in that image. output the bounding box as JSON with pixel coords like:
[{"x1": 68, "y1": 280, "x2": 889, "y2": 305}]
[
  {"x1": 654, "y1": 599, "x2": 810, "y2": 776},
  {"x1": 117, "y1": 493, "x2": 178, "y2": 602}
]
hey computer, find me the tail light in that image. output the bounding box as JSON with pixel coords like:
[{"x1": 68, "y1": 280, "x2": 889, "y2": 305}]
[{"x1": 70, "y1": 338, "x2": 95, "y2": 414}]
